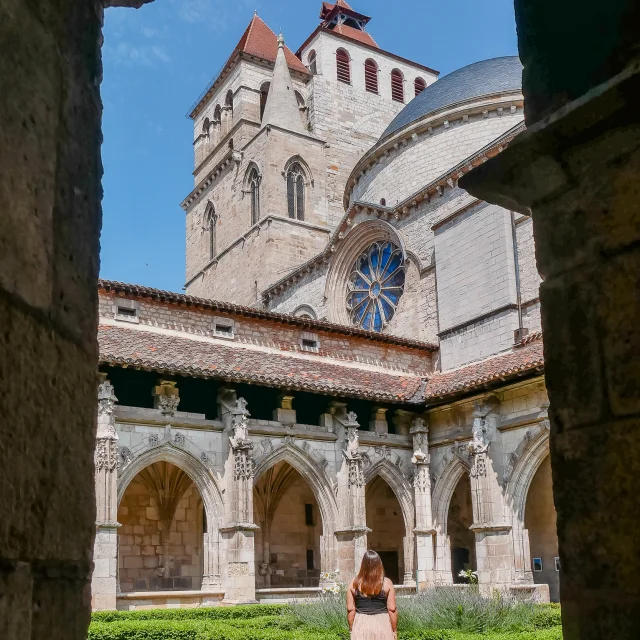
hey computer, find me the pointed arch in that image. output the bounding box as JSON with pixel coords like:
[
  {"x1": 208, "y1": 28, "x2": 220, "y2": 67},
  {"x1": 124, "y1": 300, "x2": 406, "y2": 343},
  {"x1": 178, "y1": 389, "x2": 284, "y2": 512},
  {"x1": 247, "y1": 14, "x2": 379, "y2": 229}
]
[
  {"x1": 506, "y1": 426, "x2": 551, "y2": 524},
  {"x1": 364, "y1": 459, "x2": 415, "y2": 536},
  {"x1": 118, "y1": 443, "x2": 223, "y2": 526},
  {"x1": 259, "y1": 82, "x2": 270, "y2": 121},
  {"x1": 244, "y1": 162, "x2": 262, "y2": 225},
  {"x1": 253, "y1": 443, "x2": 338, "y2": 534},
  {"x1": 204, "y1": 200, "x2": 217, "y2": 260},
  {"x1": 432, "y1": 456, "x2": 469, "y2": 534}
]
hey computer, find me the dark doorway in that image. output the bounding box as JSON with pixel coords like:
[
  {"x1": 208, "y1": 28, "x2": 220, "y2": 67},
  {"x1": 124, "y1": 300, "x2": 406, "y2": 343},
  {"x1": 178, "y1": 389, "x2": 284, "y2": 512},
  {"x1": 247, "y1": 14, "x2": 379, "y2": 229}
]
[{"x1": 377, "y1": 550, "x2": 400, "y2": 585}]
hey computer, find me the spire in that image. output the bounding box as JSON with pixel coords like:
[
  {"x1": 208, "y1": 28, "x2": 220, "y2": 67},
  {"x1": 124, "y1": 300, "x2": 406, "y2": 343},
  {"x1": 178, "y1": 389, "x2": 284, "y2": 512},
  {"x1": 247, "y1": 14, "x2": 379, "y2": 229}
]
[{"x1": 261, "y1": 33, "x2": 306, "y2": 135}]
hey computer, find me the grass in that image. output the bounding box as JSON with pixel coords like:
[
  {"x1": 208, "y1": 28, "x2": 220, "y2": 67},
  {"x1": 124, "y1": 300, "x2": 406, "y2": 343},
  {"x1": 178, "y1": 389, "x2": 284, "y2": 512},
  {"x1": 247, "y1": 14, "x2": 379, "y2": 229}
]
[{"x1": 89, "y1": 591, "x2": 562, "y2": 640}]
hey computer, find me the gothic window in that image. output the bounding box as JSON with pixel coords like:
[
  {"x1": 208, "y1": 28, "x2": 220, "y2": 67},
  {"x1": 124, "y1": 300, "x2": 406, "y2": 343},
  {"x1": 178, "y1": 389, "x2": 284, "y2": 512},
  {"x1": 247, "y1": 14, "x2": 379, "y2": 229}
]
[
  {"x1": 346, "y1": 241, "x2": 406, "y2": 332},
  {"x1": 308, "y1": 49, "x2": 317, "y2": 75},
  {"x1": 202, "y1": 118, "x2": 210, "y2": 136},
  {"x1": 205, "y1": 202, "x2": 216, "y2": 260},
  {"x1": 364, "y1": 59, "x2": 379, "y2": 94},
  {"x1": 336, "y1": 48, "x2": 351, "y2": 84},
  {"x1": 260, "y1": 82, "x2": 270, "y2": 121},
  {"x1": 248, "y1": 168, "x2": 260, "y2": 225},
  {"x1": 287, "y1": 162, "x2": 305, "y2": 221},
  {"x1": 414, "y1": 77, "x2": 426, "y2": 96},
  {"x1": 391, "y1": 69, "x2": 404, "y2": 103}
]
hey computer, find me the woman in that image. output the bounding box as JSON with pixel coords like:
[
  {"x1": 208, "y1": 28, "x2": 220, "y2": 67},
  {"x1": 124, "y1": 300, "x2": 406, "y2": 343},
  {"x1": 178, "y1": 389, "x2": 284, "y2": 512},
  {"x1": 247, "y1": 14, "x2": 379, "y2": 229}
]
[{"x1": 347, "y1": 550, "x2": 398, "y2": 640}]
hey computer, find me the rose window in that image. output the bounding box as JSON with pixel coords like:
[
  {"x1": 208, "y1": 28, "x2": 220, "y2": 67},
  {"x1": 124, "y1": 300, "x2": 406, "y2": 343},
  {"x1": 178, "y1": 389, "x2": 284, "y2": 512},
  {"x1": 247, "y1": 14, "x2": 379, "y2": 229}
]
[{"x1": 346, "y1": 241, "x2": 406, "y2": 332}]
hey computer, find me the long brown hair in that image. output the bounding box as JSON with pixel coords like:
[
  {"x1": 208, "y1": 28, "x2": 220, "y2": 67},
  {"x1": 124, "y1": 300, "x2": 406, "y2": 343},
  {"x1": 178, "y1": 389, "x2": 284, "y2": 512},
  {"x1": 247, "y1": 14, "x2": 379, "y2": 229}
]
[{"x1": 354, "y1": 550, "x2": 385, "y2": 596}]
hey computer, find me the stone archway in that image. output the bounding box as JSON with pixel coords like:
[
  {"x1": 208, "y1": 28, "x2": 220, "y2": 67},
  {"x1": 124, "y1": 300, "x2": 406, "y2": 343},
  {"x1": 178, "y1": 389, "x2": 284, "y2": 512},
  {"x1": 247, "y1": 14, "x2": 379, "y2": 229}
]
[
  {"x1": 118, "y1": 444, "x2": 224, "y2": 591},
  {"x1": 253, "y1": 444, "x2": 339, "y2": 577},
  {"x1": 364, "y1": 460, "x2": 416, "y2": 584},
  {"x1": 432, "y1": 458, "x2": 472, "y2": 584},
  {"x1": 506, "y1": 428, "x2": 558, "y2": 599}
]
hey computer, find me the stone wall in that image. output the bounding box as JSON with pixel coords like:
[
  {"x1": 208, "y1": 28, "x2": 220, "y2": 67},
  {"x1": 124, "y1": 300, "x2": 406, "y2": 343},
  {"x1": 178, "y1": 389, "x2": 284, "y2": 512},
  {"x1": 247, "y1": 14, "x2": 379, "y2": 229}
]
[
  {"x1": 0, "y1": 0, "x2": 102, "y2": 637},
  {"x1": 301, "y1": 30, "x2": 435, "y2": 228},
  {"x1": 118, "y1": 475, "x2": 203, "y2": 592}
]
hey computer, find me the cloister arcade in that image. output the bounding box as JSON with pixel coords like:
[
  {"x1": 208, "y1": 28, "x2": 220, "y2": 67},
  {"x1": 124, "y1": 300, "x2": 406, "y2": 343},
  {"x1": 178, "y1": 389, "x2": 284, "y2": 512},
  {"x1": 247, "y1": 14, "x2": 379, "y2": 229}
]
[{"x1": 94, "y1": 379, "x2": 559, "y2": 608}]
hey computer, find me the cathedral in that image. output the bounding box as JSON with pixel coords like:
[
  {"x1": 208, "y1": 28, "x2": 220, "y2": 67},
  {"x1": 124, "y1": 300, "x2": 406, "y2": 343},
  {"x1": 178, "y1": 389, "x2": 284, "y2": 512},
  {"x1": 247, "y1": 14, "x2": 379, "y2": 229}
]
[{"x1": 92, "y1": 1, "x2": 558, "y2": 611}]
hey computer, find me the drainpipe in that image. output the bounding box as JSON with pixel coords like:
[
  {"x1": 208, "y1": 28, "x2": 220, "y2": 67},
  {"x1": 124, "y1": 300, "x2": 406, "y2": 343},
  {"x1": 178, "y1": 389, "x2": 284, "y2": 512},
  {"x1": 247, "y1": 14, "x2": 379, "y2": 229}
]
[{"x1": 510, "y1": 211, "x2": 525, "y2": 342}]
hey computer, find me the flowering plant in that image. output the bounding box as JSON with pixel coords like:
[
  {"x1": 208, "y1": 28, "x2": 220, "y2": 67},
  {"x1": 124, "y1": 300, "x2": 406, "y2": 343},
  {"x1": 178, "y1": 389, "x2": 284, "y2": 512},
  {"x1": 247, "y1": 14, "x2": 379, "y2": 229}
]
[{"x1": 458, "y1": 569, "x2": 478, "y2": 584}]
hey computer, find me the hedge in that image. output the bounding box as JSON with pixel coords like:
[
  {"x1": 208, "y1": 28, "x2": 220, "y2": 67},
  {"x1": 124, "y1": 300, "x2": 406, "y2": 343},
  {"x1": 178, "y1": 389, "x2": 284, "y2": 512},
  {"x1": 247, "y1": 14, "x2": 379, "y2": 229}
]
[{"x1": 91, "y1": 605, "x2": 285, "y2": 623}]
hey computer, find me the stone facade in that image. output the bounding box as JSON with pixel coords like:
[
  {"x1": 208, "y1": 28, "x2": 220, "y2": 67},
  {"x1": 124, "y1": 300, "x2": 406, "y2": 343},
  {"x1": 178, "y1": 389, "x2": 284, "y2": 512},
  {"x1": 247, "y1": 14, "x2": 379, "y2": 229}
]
[{"x1": 91, "y1": 286, "x2": 555, "y2": 609}]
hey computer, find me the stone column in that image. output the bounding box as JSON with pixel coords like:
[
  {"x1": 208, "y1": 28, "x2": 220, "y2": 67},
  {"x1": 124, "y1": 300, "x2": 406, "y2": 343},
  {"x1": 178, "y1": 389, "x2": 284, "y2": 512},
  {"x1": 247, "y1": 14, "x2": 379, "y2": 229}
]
[
  {"x1": 273, "y1": 393, "x2": 296, "y2": 425},
  {"x1": 468, "y1": 399, "x2": 515, "y2": 591},
  {"x1": 393, "y1": 410, "x2": 415, "y2": 436},
  {"x1": 92, "y1": 374, "x2": 120, "y2": 611},
  {"x1": 410, "y1": 418, "x2": 435, "y2": 589},
  {"x1": 370, "y1": 407, "x2": 389, "y2": 435},
  {"x1": 202, "y1": 531, "x2": 221, "y2": 589},
  {"x1": 152, "y1": 379, "x2": 180, "y2": 416},
  {"x1": 334, "y1": 409, "x2": 369, "y2": 580},
  {"x1": 220, "y1": 397, "x2": 259, "y2": 603}
]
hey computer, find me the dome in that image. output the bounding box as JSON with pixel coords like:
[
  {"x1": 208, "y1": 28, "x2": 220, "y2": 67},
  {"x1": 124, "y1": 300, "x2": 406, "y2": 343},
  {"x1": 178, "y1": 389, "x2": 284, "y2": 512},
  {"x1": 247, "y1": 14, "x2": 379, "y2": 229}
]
[{"x1": 380, "y1": 56, "x2": 523, "y2": 140}]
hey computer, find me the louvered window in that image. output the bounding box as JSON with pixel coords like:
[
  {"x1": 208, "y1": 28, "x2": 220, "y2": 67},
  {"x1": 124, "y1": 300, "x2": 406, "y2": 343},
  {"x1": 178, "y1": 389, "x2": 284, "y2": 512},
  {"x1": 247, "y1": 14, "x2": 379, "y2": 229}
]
[
  {"x1": 308, "y1": 50, "x2": 317, "y2": 75},
  {"x1": 287, "y1": 163, "x2": 305, "y2": 221},
  {"x1": 414, "y1": 77, "x2": 426, "y2": 96},
  {"x1": 391, "y1": 69, "x2": 404, "y2": 103},
  {"x1": 364, "y1": 59, "x2": 378, "y2": 93},
  {"x1": 336, "y1": 49, "x2": 351, "y2": 84},
  {"x1": 249, "y1": 169, "x2": 260, "y2": 225}
]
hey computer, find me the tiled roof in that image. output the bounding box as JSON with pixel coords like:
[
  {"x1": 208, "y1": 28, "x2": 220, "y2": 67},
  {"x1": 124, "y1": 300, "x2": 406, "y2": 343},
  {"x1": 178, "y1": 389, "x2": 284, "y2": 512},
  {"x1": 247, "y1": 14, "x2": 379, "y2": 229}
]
[
  {"x1": 98, "y1": 324, "x2": 424, "y2": 403},
  {"x1": 99, "y1": 280, "x2": 438, "y2": 351},
  {"x1": 235, "y1": 15, "x2": 309, "y2": 75},
  {"x1": 331, "y1": 24, "x2": 378, "y2": 47},
  {"x1": 381, "y1": 56, "x2": 523, "y2": 140},
  {"x1": 424, "y1": 336, "x2": 544, "y2": 401}
]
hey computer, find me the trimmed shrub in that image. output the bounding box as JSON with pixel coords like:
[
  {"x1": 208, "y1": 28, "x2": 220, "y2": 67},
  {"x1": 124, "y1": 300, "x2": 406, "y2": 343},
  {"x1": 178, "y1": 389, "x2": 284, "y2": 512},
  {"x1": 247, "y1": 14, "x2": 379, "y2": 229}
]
[{"x1": 92, "y1": 605, "x2": 285, "y2": 623}]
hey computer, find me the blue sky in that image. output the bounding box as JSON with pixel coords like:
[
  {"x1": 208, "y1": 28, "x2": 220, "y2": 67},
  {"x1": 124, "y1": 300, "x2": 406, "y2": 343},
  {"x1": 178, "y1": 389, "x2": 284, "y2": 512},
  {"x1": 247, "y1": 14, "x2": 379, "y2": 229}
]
[{"x1": 100, "y1": 0, "x2": 518, "y2": 293}]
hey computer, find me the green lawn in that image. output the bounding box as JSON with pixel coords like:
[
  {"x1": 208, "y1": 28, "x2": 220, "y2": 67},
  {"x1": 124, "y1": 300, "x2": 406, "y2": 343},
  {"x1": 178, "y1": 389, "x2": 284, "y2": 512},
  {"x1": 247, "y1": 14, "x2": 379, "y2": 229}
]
[{"x1": 89, "y1": 603, "x2": 562, "y2": 640}]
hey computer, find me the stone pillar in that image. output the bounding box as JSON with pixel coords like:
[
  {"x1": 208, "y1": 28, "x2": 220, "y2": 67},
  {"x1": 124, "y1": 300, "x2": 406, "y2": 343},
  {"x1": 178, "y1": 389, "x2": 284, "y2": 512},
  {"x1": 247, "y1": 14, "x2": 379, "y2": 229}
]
[
  {"x1": 393, "y1": 409, "x2": 415, "y2": 436},
  {"x1": 273, "y1": 393, "x2": 296, "y2": 425},
  {"x1": 370, "y1": 407, "x2": 389, "y2": 435},
  {"x1": 220, "y1": 397, "x2": 258, "y2": 603},
  {"x1": 334, "y1": 410, "x2": 369, "y2": 580},
  {"x1": 152, "y1": 379, "x2": 180, "y2": 416},
  {"x1": 410, "y1": 418, "x2": 435, "y2": 589},
  {"x1": 202, "y1": 531, "x2": 221, "y2": 589},
  {"x1": 92, "y1": 374, "x2": 120, "y2": 611},
  {"x1": 467, "y1": 399, "x2": 515, "y2": 591}
]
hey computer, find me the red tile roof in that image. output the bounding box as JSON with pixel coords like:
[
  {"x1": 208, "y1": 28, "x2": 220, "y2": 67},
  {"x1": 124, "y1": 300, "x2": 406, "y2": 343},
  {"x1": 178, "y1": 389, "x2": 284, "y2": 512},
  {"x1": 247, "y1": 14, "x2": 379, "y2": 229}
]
[
  {"x1": 424, "y1": 337, "x2": 545, "y2": 401},
  {"x1": 98, "y1": 324, "x2": 424, "y2": 404},
  {"x1": 331, "y1": 23, "x2": 378, "y2": 47},
  {"x1": 235, "y1": 15, "x2": 309, "y2": 75}
]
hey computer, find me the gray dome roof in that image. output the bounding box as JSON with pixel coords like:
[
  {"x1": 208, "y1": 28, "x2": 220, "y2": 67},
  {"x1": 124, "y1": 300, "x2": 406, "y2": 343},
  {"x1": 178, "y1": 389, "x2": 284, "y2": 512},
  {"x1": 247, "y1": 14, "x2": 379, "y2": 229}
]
[{"x1": 380, "y1": 56, "x2": 523, "y2": 140}]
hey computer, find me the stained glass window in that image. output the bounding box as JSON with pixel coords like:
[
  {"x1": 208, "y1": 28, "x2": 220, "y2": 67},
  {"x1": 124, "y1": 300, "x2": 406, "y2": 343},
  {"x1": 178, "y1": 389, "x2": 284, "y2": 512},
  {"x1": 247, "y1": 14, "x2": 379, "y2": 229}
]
[{"x1": 346, "y1": 241, "x2": 406, "y2": 332}]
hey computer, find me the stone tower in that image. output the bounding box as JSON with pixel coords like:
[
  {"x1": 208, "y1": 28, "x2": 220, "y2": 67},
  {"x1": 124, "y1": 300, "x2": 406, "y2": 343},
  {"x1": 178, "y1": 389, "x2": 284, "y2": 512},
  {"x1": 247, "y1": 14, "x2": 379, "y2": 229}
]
[{"x1": 182, "y1": 3, "x2": 438, "y2": 306}]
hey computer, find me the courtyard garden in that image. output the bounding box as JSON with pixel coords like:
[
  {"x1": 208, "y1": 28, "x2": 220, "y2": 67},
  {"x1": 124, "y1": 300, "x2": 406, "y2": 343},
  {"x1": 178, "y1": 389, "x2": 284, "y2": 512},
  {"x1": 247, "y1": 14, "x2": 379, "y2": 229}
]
[{"x1": 89, "y1": 588, "x2": 562, "y2": 640}]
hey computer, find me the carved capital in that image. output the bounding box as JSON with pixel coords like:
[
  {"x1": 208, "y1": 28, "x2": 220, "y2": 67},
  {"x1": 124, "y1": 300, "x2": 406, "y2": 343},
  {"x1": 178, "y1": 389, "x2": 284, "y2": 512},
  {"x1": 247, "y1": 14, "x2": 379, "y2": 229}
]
[
  {"x1": 153, "y1": 380, "x2": 180, "y2": 416},
  {"x1": 95, "y1": 438, "x2": 119, "y2": 471}
]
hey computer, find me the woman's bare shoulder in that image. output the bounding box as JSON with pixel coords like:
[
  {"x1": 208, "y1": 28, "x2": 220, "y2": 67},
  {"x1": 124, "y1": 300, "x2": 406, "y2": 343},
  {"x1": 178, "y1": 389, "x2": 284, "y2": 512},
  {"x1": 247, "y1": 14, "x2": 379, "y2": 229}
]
[{"x1": 383, "y1": 577, "x2": 395, "y2": 590}]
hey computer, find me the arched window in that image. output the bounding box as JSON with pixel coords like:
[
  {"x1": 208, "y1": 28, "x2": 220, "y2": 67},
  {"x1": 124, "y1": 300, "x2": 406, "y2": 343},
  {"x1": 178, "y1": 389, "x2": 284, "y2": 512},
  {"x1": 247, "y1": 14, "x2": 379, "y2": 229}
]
[
  {"x1": 391, "y1": 69, "x2": 404, "y2": 103},
  {"x1": 287, "y1": 162, "x2": 305, "y2": 221},
  {"x1": 414, "y1": 77, "x2": 426, "y2": 96},
  {"x1": 308, "y1": 50, "x2": 317, "y2": 75},
  {"x1": 225, "y1": 89, "x2": 233, "y2": 109},
  {"x1": 259, "y1": 82, "x2": 270, "y2": 121},
  {"x1": 364, "y1": 59, "x2": 378, "y2": 93},
  {"x1": 336, "y1": 48, "x2": 351, "y2": 84},
  {"x1": 248, "y1": 167, "x2": 260, "y2": 225},
  {"x1": 204, "y1": 202, "x2": 216, "y2": 260},
  {"x1": 202, "y1": 117, "x2": 210, "y2": 136}
]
